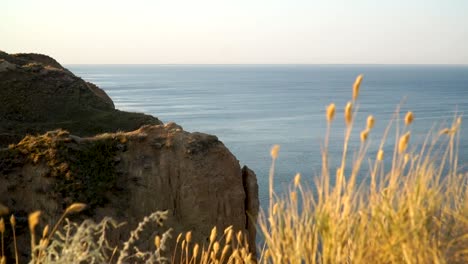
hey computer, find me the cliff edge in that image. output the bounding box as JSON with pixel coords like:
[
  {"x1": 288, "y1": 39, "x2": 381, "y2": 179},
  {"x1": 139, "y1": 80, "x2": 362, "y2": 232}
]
[
  {"x1": 0, "y1": 51, "x2": 259, "y2": 262},
  {"x1": 0, "y1": 51, "x2": 161, "y2": 147}
]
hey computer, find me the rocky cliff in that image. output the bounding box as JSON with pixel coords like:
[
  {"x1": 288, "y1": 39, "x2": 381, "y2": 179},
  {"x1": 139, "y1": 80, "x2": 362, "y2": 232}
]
[
  {"x1": 0, "y1": 51, "x2": 259, "y2": 262},
  {"x1": 0, "y1": 51, "x2": 161, "y2": 147}
]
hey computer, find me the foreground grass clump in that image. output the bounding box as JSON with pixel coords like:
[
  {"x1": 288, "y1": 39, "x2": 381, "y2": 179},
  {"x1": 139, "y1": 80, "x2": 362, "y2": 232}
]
[
  {"x1": 1, "y1": 75, "x2": 466, "y2": 263},
  {"x1": 257, "y1": 75, "x2": 468, "y2": 263}
]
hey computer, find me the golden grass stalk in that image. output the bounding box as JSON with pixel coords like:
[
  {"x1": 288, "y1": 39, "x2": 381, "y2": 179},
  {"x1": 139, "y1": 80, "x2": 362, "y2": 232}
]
[
  {"x1": 154, "y1": 235, "x2": 161, "y2": 249},
  {"x1": 377, "y1": 149, "x2": 384, "y2": 161},
  {"x1": 47, "y1": 203, "x2": 87, "y2": 243},
  {"x1": 352, "y1": 74, "x2": 364, "y2": 101},
  {"x1": 344, "y1": 102, "x2": 353, "y2": 126},
  {"x1": 326, "y1": 103, "x2": 336, "y2": 122},
  {"x1": 269, "y1": 145, "x2": 280, "y2": 213},
  {"x1": 224, "y1": 226, "x2": 234, "y2": 244},
  {"x1": 28, "y1": 211, "x2": 41, "y2": 262},
  {"x1": 398, "y1": 132, "x2": 411, "y2": 154},
  {"x1": 193, "y1": 243, "x2": 199, "y2": 259},
  {"x1": 65, "y1": 203, "x2": 87, "y2": 214},
  {"x1": 270, "y1": 145, "x2": 280, "y2": 159},
  {"x1": 31, "y1": 202, "x2": 89, "y2": 262},
  {"x1": 367, "y1": 115, "x2": 375, "y2": 129},
  {"x1": 28, "y1": 211, "x2": 41, "y2": 232},
  {"x1": 10, "y1": 215, "x2": 18, "y2": 264},
  {"x1": 405, "y1": 111, "x2": 414, "y2": 125},
  {"x1": 42, "y1": 225, "x2": 49, "y2": 239},
  {"x1": 209, "y1": 227, "x2": 217, "y2": 243},
  {"x1": 185, "y1": 231, "x2": 192, "y2": 243},
  {"x1": 360, "y1": 129, "x2": 369, "y2": 142}
]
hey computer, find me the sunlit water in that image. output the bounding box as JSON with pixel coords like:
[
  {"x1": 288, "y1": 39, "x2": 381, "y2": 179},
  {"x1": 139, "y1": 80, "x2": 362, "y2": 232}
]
[{"x1": 68, "y1": 65, "x2": 468, "y2": 208}]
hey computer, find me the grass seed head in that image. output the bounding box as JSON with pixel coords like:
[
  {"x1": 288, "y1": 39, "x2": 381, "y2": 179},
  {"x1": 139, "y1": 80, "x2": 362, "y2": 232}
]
[
  {"x1": 353, "y1": 74, "x2": 364, "y2": 101},
  {"x1": 405, "y1": 111, "x2": 414, "y2": 125},
  {"x1": 398, "y1": 132, "x2": 411, "y2": 154},
  {"x1": 42, "y1": 225, "x2": 49, "y2": 238},
  {"x1": 377, "y1": 149, "x2": 384, "y2": 161},
  {"x1": 270, "y1": 144, "x2": 280, "y2": 159},
  {"x1": 154, "y1": 235, "x2": 161, "y2": 249},
  {"x1": 326, "y1": 103, "x2": 336, "y2": 122},
  {"x1": 224, "y1": 225, "x2": 233, "y2": 234},
  {"x1": 28, "y1": 210, "x2": 41, "y2": 232},
  {"x1": 65, "y1": 203, "x2": 87, "y2": 214},
  {"x1": 345, "y1": 102, "x2": 353, "y2": 126},
  {"x1": 237, "y1": 231, "x2": 243, "y2": 244},
  {"x1": 213, "y1": 241, "x2": 220, "y2": 254},
  {"x1": 367, "y1": 115, "x2": 375, "y2": 129},
  {"x1": 360, "y1": 129, "x2": 370, "y2": 142},
  {"x1": 193, "y1": 243, "x2": 199, "y2": 258},
  {"x1": 185, "y1": 231, "x2": 192, "y2": 243},
  {"x1": 10, "y1": 214, "x2": 16, "y2": 227},
  {"x1": 225, "y1": 228, "x2": 233, "y2": 244},
  {"x1": 210, "y1": 226, "x2": 217, "y2": 243}
]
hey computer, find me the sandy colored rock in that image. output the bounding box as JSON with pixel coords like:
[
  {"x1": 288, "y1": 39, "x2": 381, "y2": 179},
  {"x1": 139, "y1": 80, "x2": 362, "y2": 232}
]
[{"x1": 0, "y1": 124, "x2": 259, "y2": 262}]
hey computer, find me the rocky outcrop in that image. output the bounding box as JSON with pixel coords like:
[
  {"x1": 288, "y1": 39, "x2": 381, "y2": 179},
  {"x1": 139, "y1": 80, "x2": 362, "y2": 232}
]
[
  {"x1": 0, "y1": 124, "x2": 258, "y2": 261},
  {"x1": 0, "y1": 51, "x2": 161, "y2": 147},
  {"x1": 0, "y1": 51, "x2": 259, "y2": 262}
]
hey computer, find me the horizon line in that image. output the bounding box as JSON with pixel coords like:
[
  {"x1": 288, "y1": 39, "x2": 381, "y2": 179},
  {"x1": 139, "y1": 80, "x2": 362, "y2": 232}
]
[{"x1": 64, "y1": 63, "x2": 468, "y2": 66}]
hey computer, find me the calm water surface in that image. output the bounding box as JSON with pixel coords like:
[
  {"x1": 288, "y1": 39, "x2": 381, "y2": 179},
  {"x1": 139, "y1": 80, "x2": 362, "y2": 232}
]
[{"x1": 68, "y1": 65, "x2": 468, "y2": 207}]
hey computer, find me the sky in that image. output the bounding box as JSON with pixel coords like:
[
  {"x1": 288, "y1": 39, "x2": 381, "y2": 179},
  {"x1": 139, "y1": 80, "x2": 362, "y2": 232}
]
[{"x1": 1, "y1": 0, "x2": 467, "y2": 64}]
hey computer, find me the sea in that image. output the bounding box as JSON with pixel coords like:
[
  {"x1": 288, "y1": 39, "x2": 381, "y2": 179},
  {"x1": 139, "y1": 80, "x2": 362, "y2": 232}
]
[{"x1": 68, "y1": 65, "x2": 468, "y2": 208}]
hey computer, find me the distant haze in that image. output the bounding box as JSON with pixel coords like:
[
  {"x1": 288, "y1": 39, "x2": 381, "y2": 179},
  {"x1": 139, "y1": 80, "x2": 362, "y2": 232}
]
[{"x1": 1, "y1": 0, "x2": 467, "y2": 64}]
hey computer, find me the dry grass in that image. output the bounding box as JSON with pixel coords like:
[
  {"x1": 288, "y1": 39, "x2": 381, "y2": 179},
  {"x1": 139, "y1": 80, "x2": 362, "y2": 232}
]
[
  {"x1": 173, "y1": 226, "x2": 254, "y2": 264},
  {"x1": 1, "y1": 75, "x2": 467, "y2": 263},
  {"x1": 257, "y1": 75, "x2": 468, "y2": 263}
]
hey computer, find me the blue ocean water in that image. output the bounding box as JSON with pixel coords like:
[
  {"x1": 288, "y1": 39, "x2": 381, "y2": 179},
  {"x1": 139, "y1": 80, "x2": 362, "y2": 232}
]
[{"x1": 68, "y1": 65, "x2": 468, "y2": 207}]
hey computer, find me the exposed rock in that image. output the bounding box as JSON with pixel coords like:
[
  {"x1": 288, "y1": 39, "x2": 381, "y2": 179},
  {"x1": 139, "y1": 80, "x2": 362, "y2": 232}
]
[
  {"x1": 0, "y1": 51, "x2": 259, "y2": 262},
  {"x1": 0, "y1": 51, "x2": 161, "y2": 147},
  {"x1": 0, "y1": 124, "x2": 259, "y2": 262},
  {"x1": 242, "y1": 165, "x2": 259, "y2": 255}
]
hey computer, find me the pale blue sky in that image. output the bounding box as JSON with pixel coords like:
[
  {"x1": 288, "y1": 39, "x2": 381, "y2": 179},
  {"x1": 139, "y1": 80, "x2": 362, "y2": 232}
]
[{"x1": 1, "y1": 0, "x2": 467, "y2": 64}]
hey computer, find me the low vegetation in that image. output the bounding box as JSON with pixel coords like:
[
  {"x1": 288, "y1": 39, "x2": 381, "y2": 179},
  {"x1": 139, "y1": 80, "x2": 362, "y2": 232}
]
[
  {"x1": 1, "y1": 130, "x2": 128, "y2": 210},
  {"x1": 1, "y1": 75, "x2": 466, "y2": 263}
]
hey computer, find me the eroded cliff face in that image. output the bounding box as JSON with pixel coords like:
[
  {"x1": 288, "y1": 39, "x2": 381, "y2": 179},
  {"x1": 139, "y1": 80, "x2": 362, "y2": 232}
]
[
  {"x1": 0, "y1": 51, "x2": 161, "y2": 147},
  {"x1": 0, "y1": 51, "x2": 259, "y2": 262},
  {"x1": 0, "y1": 123, "x2": 259, "y2": 261}
]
